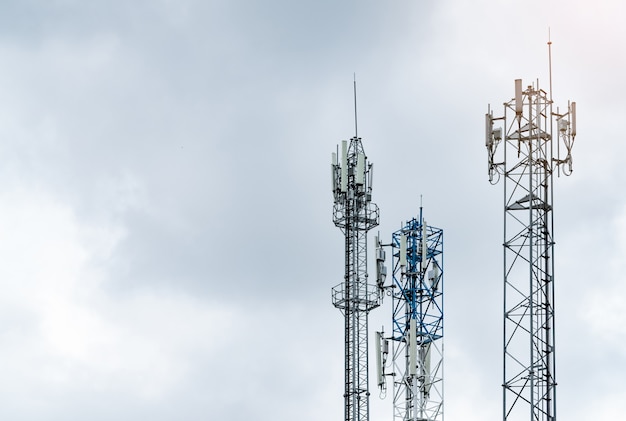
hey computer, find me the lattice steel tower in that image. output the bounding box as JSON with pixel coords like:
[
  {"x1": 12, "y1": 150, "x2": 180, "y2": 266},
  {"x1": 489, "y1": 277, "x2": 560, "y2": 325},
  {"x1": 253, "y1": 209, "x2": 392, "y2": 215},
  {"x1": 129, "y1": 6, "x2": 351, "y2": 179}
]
[
  {"x1": 376, "y1": 210, "x2": 444, "y2": 421},
  {"x1": 485, "y1": 72, "x2": 576, "y2": 421},
  {"x1": 331, "y1": 128, "x2": 381, "y2": 421}
]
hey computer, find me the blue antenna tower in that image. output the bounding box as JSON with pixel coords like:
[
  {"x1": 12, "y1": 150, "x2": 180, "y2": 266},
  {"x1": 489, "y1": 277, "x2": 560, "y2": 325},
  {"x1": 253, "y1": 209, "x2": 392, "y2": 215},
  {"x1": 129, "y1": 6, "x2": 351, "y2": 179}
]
[{"x1": 376, "y1": 208, "x2": 444, "y2": 421}]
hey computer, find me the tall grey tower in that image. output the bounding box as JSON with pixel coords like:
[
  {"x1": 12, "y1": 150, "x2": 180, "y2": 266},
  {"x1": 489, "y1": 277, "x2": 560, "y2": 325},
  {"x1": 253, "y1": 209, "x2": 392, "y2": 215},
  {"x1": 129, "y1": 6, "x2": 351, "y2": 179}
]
[{"x1": 486, "y1": 76, "x2": 576, "y2": 421}]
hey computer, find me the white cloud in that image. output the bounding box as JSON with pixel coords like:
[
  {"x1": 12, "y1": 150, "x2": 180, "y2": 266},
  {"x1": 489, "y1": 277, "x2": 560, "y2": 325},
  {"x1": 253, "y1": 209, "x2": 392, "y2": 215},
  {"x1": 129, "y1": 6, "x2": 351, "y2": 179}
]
[
  {"x1": 0, "y1": 184, "x2": 239, "y2": 414},
  {"x1": 583, "y1": 203, "x2": 626, "y2": 344}
]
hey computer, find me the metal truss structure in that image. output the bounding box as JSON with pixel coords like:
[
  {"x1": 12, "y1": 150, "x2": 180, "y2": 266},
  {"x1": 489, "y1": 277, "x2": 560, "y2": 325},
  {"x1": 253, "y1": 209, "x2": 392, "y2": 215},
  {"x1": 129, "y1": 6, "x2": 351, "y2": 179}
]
[
  {"x1": 331, "y1": 136, "x2": 381, "y2": 421},
  {"x1": 486, "y1": 78, "x2": 576, "y2": 421},
  {"x1": 378, "y1": 211, "x2": 444, "y2": 421}
]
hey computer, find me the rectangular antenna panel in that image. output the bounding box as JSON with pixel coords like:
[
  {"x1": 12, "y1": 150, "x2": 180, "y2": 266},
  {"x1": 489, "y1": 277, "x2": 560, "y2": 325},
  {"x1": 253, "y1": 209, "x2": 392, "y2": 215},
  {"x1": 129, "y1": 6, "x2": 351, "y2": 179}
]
[
  {"x1": 376, "y1": 332, "x2": 384, "y2": 387},
  {"x1": 423, "y1": 343, "x2": 432, "y2": 394},
  {"x1": 341, "y1": 140, "x2": 348, "y2": 192},
  {"x1": 400, "y1": 234, "x2": 407, "y2": 267},
  {"x1": 485, "y1": 114, "x2": 492, "y2": 146},
  {"x1": 409, "y1": 318, "x2": 417, "y2": 376},
  {"x1": 421, "y1": 221, "x2": 428, "y2": 270},
  {"x1": 571, "y1": 102, "x2": 577, "y2": 136},
  {"x1": 356, "y1": 153, "x2": 365, "y2": 185},
  {"x1": 515, "y1": 79, "x2": 523, "y2": 115}
]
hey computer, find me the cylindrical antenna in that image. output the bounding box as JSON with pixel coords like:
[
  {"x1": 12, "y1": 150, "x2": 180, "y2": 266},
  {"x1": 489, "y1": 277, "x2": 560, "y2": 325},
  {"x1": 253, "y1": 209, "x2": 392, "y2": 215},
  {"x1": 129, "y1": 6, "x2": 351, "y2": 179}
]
[
  {"x1": 331, "y1": 152, "x2": 337, "y2": 191},
  {"x1": 571, "y1": 101, "x2": 577, "y2": 137},
  {"x1": 341, "y1": 140, "x2": 348, "y2": 192},
  {"x1": 515, "y1": 79, "x2": 523, "y2": 115}
]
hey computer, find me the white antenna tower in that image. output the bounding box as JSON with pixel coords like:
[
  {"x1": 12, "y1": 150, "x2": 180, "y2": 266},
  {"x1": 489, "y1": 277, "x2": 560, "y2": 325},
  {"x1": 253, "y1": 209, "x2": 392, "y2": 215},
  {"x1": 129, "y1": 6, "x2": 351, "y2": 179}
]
[
  {"x1": 331, "y1": 82, "x2": 381, "y2": 421},
  {"x1": 485, "y1": 39, "x2": 577, "y2": 421}
]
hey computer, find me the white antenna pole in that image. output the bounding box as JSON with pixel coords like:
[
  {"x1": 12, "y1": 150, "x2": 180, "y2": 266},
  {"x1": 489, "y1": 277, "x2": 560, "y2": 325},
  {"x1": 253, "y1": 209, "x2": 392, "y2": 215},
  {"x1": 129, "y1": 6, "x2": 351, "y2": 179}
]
[
  {"x1": 548, "y1": 29, "x2": 560, "y2": 176},
  {"x1": 548, "y1": 28, "x2": 553, "y2": 102}
]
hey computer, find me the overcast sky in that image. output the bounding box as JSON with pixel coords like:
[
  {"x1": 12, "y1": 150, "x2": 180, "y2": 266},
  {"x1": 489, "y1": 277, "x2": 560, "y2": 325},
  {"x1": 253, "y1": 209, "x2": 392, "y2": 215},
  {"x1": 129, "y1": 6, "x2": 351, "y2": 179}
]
[{"x1": 0, "y1": 0, "x2": 624, "y2": 420}]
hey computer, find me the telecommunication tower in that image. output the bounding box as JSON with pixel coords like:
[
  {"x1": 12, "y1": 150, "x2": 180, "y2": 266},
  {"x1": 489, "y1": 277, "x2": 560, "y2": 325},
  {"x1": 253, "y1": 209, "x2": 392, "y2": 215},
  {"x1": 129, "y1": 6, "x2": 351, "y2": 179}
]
[
  {"x1": 376, "y1": 209, "x2": 444, "y2": 421},
  {"x1": 331, "y1": 93, "x2": 381, "y2": 421},
  {"x1": 485, "y1": 52, "x2": 577, "y2": 420}
]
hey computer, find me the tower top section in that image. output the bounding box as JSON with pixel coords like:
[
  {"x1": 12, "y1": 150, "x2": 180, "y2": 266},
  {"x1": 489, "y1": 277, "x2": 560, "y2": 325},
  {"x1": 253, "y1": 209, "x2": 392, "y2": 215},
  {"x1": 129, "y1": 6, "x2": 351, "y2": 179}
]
[
  {"x1": 485, "y1": 78, "x2": 576, "y2": 184},
  {"x1": 331, "y1": 137, "x2": 378, "y2": 231}
]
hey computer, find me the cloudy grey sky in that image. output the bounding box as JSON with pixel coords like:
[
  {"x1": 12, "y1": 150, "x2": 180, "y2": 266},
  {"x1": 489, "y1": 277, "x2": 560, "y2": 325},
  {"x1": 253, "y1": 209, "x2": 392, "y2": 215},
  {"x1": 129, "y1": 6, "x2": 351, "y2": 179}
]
[{"x1": 0, "y1": 0, "x2": 623, "y2": 420}]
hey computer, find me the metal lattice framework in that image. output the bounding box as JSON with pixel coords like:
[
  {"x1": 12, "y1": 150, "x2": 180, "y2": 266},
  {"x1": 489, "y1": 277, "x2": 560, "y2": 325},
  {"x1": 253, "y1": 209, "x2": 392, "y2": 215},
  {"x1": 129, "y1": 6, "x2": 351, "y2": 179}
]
[
  {"x1": 387, "y1": 212, "x2": 444, "y2": 421},
  {"x1": 486, "y1": 79, "x2": 576, "y2": 421},
  {"x1": 331, "y1": 136, "x2": 381, "y2": 421}
]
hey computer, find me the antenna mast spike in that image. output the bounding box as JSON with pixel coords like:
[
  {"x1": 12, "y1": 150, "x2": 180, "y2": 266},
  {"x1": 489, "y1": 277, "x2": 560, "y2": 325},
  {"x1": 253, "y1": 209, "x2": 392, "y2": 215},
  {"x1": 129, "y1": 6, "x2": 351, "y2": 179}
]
[{"x1": 353, "y1": 75, "x2": 358, "y2": 138}]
